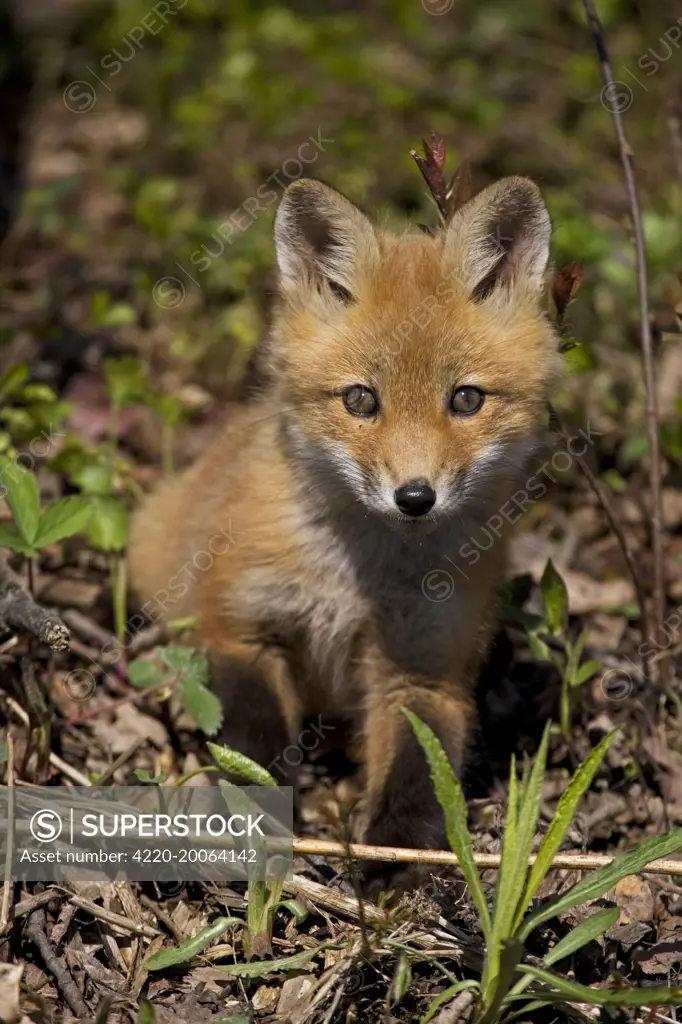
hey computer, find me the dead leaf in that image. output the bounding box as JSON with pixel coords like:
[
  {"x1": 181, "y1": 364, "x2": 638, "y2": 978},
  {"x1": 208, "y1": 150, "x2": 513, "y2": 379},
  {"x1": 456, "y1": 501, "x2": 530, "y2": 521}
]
[
  {"x1": 410, "y1": 132, "x2": 449, "y2": 220},
  {"x1": 552, "y1": 261, "x2": 586, "y2": 326},
  {"x1": 635, "y1": 918, "x2": 682, "y2": 975},
  {"x1": 252, "y1": 984, "x2": 280, "y2": 1012},
  {"x1": 277, "y1": 975, "x2": 316, "y2": 1016},
  {"x1": 608, "y1": 876, "x2": 654, "y2": 924}
]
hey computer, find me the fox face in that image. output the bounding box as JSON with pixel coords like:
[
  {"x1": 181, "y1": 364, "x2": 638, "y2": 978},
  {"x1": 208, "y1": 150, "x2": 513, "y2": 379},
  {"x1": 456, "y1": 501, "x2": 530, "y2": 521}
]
[{"x1": 270, "y1": 177, "x2": 559, "y2": 533}]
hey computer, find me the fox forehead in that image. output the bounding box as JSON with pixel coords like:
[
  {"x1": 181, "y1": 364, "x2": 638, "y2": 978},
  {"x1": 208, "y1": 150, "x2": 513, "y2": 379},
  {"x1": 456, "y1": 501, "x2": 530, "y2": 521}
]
[{"x1": 281, "y1": 231, "x2": 556, "y2": 398}]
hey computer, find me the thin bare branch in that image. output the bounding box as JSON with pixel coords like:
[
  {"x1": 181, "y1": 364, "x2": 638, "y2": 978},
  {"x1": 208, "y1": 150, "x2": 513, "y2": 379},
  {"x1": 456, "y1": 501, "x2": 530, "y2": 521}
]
[
  {"x1": 548, "y1": 403, "x2": 651, "y2": 686},
  {"x1": 582, "y1": 0, "x2": 666, "y2": 684},
  {"x1": 292, "y1": 837, "x2": 682, "y2": 877}
]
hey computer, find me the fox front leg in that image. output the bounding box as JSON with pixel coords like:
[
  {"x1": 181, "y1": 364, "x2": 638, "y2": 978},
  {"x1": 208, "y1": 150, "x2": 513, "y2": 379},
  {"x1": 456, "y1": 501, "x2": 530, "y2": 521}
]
[
  {"x1": 209, "y1": 638, "x2": 303, "y2": 787},
  {"x1": 360, "y1": 669, "x2": 474, "y2": 896}
]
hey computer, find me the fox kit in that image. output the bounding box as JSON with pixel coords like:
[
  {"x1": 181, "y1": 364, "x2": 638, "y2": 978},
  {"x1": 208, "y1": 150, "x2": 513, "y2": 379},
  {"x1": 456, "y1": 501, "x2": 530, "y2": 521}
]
[{"x1": 128, "y1": 175, "x2": 559, "y2": 884}]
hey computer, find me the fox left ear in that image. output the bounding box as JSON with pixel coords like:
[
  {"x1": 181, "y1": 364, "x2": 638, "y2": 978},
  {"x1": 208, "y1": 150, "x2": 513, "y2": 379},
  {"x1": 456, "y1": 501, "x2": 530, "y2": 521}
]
[
  {"x1": 445, "y1": 177, "x2": 551, "y2": 300},
  {"x1": 274, "y1": 179, "x2": 379, "y2": 301}
]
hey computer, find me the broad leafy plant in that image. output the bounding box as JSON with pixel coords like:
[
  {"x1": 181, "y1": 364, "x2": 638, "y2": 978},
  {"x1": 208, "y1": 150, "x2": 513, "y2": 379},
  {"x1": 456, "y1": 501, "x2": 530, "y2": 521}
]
[{"x1": 0, "y1": 455, "x2": 91, "y2": 565}]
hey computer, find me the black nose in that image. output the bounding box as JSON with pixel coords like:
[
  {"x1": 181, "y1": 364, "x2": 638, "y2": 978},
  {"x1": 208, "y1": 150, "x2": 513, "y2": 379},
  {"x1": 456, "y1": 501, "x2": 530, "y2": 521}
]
[{"x1": 394, "y1": 479, "x2": 436, "y2": 517}]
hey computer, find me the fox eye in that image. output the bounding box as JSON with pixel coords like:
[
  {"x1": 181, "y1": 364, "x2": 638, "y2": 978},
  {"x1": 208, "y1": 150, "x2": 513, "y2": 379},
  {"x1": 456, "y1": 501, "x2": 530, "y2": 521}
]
[
  {"x1": 450, "y1": 386, "x2": 485, "y2": 416},
  {"x1": 342, "y1": 385, "x2": 378, "y2": 417}
]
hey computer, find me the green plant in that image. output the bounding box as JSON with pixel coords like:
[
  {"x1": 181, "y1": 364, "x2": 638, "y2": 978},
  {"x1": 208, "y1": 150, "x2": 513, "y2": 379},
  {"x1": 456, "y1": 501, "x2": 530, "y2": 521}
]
[
  {"x1": 0, "y1": 365, "x2": 73, "y2": 448},
  {"x1": 103, "y1": 356, "x2": 148, "y2": 452},
  {"x1": 527, "y1": 560, "x2": 602, "y2": 740},
  {"x1": 0, "y1": 455, "x2": 91, "y2": 585},
  {"x1": 75, "y1": 457, "x2": 130, "y2": 643},
  {"x1": 127, "y1": 645, "x2": 223, "y2": 735},
  {"x1": 405, "y1": 711, "x2": 682, "y2": 1023},
  {"x1": 210, "y1": 743, "x2": 308, "y2": 959}
]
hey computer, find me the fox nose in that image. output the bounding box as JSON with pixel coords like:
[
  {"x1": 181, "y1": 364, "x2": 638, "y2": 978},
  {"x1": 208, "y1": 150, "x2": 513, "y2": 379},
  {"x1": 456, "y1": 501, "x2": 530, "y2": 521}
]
[{"x1": 394, "y1": 479, "x2": 436, "y2": 517}]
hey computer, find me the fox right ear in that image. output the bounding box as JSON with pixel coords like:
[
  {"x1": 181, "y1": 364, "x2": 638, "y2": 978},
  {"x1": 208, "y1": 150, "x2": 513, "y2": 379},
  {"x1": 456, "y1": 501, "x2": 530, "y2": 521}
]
[
  {"x1": 274, "y1": 179, "x2": 378, "y2": 301},
  {"x1": 445, "y1": 176, "x2": 551, "y2": 300}
]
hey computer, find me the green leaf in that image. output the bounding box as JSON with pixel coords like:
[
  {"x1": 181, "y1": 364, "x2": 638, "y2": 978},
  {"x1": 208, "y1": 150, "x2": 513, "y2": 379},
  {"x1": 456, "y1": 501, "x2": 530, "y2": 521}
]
[
  {"x1": 35, "y1": 497, "x2": 92, "y2": 547},
  {"x1": 0, "y1": 364, "x2": 28, "y2": 400},
  {"x1": 159, "y1": 645, "x2": 209, "y2": 684},
  {"x1": 134, "y1": 769, "x2": 169, "y2": 784},
  {"x1": 479, "y1": 938, "x2": 524, "y2": 1024},
  {"x1": 0, "y1": 521, "x2": 35, "y2": 555},
  {"x1": 178, "y1": 675, "x2": 223, "y2": 735},
  {"x1": 519, "y1": 731, "x2": 616, "y2": 916},
  {"x1": 0, "y1": 456, "x2": 40, "y2": 544},
  {"x1": 517, "y1": 965, "x2": 682, "y2": 1006},
  {"x1": 509, "y1": 724, "x2": 551, "y2": 932},
  {"x1": 104, "y1": 355, "x2": 148, "y2": 407},
  {"x1": 275, "y1": 899, "x2": 309, "y2": 924},
  {"x1": 540, "y1": 559, "x2": 569, "y2": 636},
  {"x1": 216, "y1": 942, "x2": 342, "y2": 977},
  {"x1": 137, "y1": 1000, "x2": 155, "y2": 1024},
  {"x1": 388, "y1": 952, "x2": 412, "y2": 1008},
  {"x1": 573, "y1": 659, "x2": 603, "y2": 687},
  {"x1": 127, "y1": 658, "x2": 169, "y2": 689},
  {"x1": 208, "y1": 741, "x2": 277, "y2": 786},
  {"x1": 73, "y1": 462, "x2": 114, "y2": 496},
  {"x1": 484, "y1": 756, "x2": 520, "y2": 995},
  {"x1": 154, "y1": 646, "x2": 222, "y2": 734},
  {"x1": 149, "y1": 393, "x2": 185, "y2": 427},
  {"x1": 144, "y1": 917, "x2": 242, "y2": 969},
  {"x1": 521, "y1": 828, "x2": 682, "y2": 940},
  {"x1": 420, "y1": 980, "x2": 480, "y2": 1024},
  {"x1": 99, "y1": 301, "x2": 138, "y2": 327},
  {"x1": 403, "y1": 709, "x2": 491, "y2": 942},
  {"x1": 86, "y1": 495, "x2": 130, "y2": 551},
  {"x1": 543, "y1": 907, "x2": 619, "y2": 966},
  {"x1": 528, "y1": 631, "x2": 551, "y2": 662}
]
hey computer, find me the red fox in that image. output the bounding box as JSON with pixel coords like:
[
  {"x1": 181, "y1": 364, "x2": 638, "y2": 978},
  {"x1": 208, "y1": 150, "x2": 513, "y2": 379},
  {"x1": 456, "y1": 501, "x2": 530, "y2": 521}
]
[{"x1": 128, "y1": 176, "x2": 559, "y2": 887}]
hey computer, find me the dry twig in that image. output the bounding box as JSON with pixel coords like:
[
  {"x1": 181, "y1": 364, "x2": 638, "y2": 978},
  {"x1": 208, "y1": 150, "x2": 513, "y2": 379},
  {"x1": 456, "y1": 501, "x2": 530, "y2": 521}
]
[
  {"x1": 26, "y1": 898, "x2": 89, "y2": 1017},
  {"x1": 582, "y1": 0, "x2": 666, "y2": 683},
  {"x1": 0, "y1": 558, "x2": 69, "y2": 651},
  {"x1": 292, "y1": 837, "x2": 682, "y2": 877}
]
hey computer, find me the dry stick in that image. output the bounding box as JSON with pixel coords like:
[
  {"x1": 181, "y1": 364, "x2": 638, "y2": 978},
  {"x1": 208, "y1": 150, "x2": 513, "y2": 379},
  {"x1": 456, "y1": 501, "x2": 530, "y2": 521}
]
[
  {"x1": 0, "y1": 734, "x2": 14, "y2": 936},
  {"x1": 26, "y1": 899, "x2": 89, "y2": 1018},
  {"x1": 292, "y1": 837, "x2": 682, "y2": 877},
  {"x1": 0, "y1": 558, "x2": 69, "y2": 651},
  {"x1": 582, "y1": 0, "x2": 666, "y2": 684},
  {"x1": 548, "y1": 404, "x2": 651, "y2": 687}
]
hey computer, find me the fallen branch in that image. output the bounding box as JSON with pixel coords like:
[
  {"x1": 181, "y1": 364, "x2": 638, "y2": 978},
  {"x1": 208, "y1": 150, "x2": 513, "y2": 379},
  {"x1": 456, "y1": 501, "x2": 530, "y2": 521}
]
[
  {"x1": 0, "y1": 558, "x2": 69, "y2": 651},
  {"x1": 292, "y1": 837, "x2": 682, "y2": 877},
  {"x1": 26, "y1": 899, "x2": 88, "y2": 1017},
  {"x1": 582, "y1": 0, "x2": 666, "y2": 684}
]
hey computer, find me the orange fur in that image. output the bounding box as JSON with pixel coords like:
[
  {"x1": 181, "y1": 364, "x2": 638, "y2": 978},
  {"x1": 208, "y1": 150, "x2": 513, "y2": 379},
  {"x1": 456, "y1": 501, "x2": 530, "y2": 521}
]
[{"x1": 128, "y1": 176, "x2": 560, "y2": 882}]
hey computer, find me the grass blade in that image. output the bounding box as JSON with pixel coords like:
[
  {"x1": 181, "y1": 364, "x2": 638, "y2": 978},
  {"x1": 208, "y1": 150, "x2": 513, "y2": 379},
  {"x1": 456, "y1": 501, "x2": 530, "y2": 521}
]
[
  {"x1": 420, "y1": 980, "x2": 480, "y2": 1023},
  {"x1": 518, "y1": 965, "x2": 682, "y2": 1006},
  {"x1": 509, "y1": 723, "x2": 550, "y2": 932},
  {"x1": 519, "y1": 730, "x2": 616, "y2": 916},
  {"x1": 543, "y1": 906, "x2": 619, "y2": 966},
  {"x1": 404, "y1": 709, "x2": 491, "y2": 941},
  {"x1": 144, "y1": 917, "x2": 242, "y2": 969},
  {"x1": 520, "y1": 828, "x2": 682, "y2": 940},
  {"x1": 483, "y1": 757, "x2": 520, "y2": 996},
  {"x1": 216, "y1": 942, "x2": 343, "y2": 977}
]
